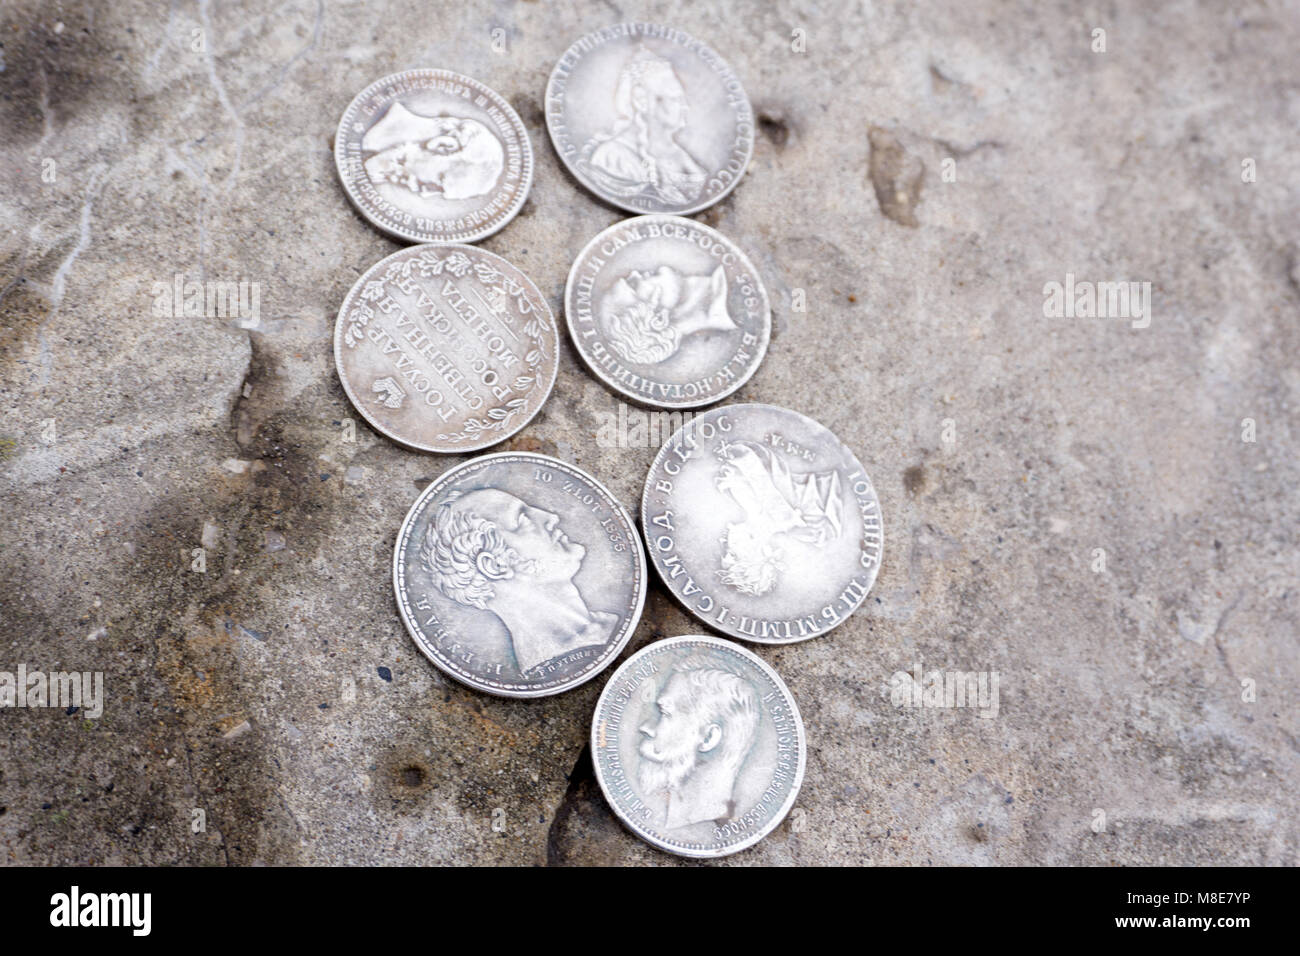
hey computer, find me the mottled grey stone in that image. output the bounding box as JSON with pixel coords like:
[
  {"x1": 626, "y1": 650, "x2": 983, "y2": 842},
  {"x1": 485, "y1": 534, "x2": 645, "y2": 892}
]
[{"x1": 0, "y1": 0, "x2": 1296, "y2": 866}]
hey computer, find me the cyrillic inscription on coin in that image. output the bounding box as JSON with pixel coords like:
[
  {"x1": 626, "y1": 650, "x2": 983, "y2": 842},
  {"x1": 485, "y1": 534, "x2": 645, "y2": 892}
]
[
  {"x1": 336, "y1": 69, "x2": 532, "y2": 244},
  {"x1": 334, "y1": 244, "x2": 558, "y2": 453},
  {"x1": 394, "y1": 453, "x2": 646, "y2": 697},
  {"x1": 565, "y1": 215, "x2": 770, "y2": 408},
  {"x1": 546, "y1": 24, "x2": 754, "y2": 215},
  {"x1": 641, "y1": 404, "x2": 883, "y2": 642},
  {"x1": 592, "y1": 635, "x2": 805, "y2": 857}
]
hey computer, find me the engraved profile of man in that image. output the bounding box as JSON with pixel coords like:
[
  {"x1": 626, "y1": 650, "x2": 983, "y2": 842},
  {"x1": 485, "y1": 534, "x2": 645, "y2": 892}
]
[
  {"x1": 637, "y1": 656, "x2": 761, "y2": 829},
  {"x1": 601, "y1": 264, "x2": 737, "y2": 365},
  {"x1": 714, "y1": 440, "x2": 844, "y2": 596},
  {"x1": 362, "y1": 102, "x2": 504, "y2": 201},
  {"x1": 420, "y1": 489, "x2": 619, "y2": 673},
  {"x1": 580, "y1": 46, "x2": 707, "y2": 205}
]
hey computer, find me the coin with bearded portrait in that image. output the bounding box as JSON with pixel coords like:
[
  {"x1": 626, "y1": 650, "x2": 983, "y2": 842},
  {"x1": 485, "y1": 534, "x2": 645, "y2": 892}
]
[
  {"x1": 641, "y1": 404, "x2": 883, "y2": 643},
  {"x1": 394, "y1": 453, "x2": 647, "y2": 697},
  {"x1": 591, "y1": 635, "x2": 805, "y2": 857},
  {"x1": 545, "y1": 23, "x2": 754, "y2": 215},
  {"x1": 565, "y1": 215, "x2": 770, "y2": 408},
  {"x1": 335, "y1": 69, "x2": 533, "y2": 244}
]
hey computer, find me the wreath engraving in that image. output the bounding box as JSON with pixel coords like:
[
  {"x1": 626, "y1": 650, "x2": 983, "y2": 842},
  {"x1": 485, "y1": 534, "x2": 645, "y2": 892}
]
[{"x1": 343, "y1": 249, "x2": 548, "y2": 443}]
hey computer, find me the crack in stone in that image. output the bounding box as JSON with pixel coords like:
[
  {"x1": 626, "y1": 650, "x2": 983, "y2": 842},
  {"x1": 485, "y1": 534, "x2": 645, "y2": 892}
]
[{"x1": 545, "y1": 742, "x2": 594, "y2": 866}]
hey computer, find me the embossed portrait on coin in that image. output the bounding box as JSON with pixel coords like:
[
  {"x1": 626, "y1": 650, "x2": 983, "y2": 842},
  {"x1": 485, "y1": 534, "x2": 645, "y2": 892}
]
[
  {"x1": 601, "y1": 265, "x2": 736, "y2": 364},
  {"x1": 421, "y1": 489, "x2": 619, "y2": 673},
  {"x1": 580, "y1": 47, "x2": 707, "y2": 205},
  {"x1": 714, "y1": 441, "x2": 845, "y2": 596},
  {"x1": 637, "y1": 655, "x2": 760, "y2": 829},
  {"x1": 362, "y1": 102, "x2": 504, "y2": 201}
]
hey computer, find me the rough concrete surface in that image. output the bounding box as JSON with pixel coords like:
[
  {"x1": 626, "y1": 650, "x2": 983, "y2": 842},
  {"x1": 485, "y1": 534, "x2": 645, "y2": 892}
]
[{"x1": 1, "y1": 0, "x2": 1297, "y2": 866}]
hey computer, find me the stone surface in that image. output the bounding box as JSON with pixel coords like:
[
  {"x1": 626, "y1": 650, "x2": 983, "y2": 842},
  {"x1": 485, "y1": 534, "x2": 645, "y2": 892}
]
[{"x1": 1, "y1": 1, "x2": 1297, "y2": 866}]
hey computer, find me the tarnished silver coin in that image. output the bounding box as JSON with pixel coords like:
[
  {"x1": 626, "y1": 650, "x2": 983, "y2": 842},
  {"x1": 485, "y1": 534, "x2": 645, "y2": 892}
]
[
  {"x1": 592, "y1": 635, "x2": 805, "y2": 857},
  {"x1": 565, "y1": 215, "x2": 770, "y2": 408},
  {"x1": 545, "y1": 23, "x2": 754, "y2": 215},
  {"x1": 335, "y1": 69, "x2": 533, "y2": 244},
  {"x1": 642, "y1": 404, "x2": 883, "y2": 643},
  {"x1": 394, "y1": 453, "x2": 647, "y2": 697},
  {"x1": 334, "y1": 244, "x2": 558, "y2": 453}
]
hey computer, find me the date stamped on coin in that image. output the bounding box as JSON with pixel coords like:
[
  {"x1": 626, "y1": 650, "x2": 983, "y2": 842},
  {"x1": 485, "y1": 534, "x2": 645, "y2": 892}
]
[
  {"x1": 566, "y1": 215, "x2": 770, "y2": 409},
  {"x1": 394, "y1": 453, "x2": 646, "y2": 697}
]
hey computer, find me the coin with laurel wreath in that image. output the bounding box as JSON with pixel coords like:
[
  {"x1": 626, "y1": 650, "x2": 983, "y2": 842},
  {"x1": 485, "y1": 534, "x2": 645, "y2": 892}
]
[{"x1": 334, "y1": 244, "x2": 558, "y2": 453}]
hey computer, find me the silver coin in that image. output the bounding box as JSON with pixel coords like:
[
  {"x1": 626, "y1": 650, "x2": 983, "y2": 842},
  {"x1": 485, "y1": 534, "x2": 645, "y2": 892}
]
[
  {"x1": 334, "y1": 244, "x2": 559, "y2": 453},
  {"x1": 335, "y1": 69, "x2": 533, "y2": 244},
  {"x1": 545, "y1": 23, "x2": 754, "y2": 215},
  {"x1": 592, "y1": 635, "x2": 805, "y2": 857},
  {"x1": 565, "y1": 215, "x2": 770, "y2": 409},
  {"x1": 394, "y1": 453, "x2": 647, "y2": 697},
  {"x1": 642, "y1": 404, "x2": 883, "y2": 643}
]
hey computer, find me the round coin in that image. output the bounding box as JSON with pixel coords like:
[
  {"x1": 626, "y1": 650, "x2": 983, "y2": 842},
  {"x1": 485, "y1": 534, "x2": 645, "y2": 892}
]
[
  {"x1": 592, "y1": 635, "x2": 805, "y2": 857},
  {"x1": 641, "y1": 404, "x2": 883, "y2": 642},
  {"x1": 394, "y1": 453, "x2": 647, "y2": 697},
  {"x1": 335, "y1": 244, "x2": 559, "y2": 453},
  {"x1": 545, "y1": 23, "x2": 754, "y2": 215},
  {"x1": 565, "y1": 215, "x2": 770, "y2": 408},
  {"x1": 335, "y1": 69, "x2": 533, "y2": 244}
]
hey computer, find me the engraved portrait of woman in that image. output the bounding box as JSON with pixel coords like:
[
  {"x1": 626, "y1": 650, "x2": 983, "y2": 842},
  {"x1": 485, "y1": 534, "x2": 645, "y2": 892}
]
[{"x1": 580, "y1": 47, "x2": 708, "y2": 205}]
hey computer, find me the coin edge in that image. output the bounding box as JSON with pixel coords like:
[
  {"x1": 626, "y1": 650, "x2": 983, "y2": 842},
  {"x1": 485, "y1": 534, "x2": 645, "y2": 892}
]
[
  {"x1": 391, "y1": 451, "x2": 648, "y2": 697},
  {"x1": 589, "y1": 633, "x2": 807, "y2": 857}
]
